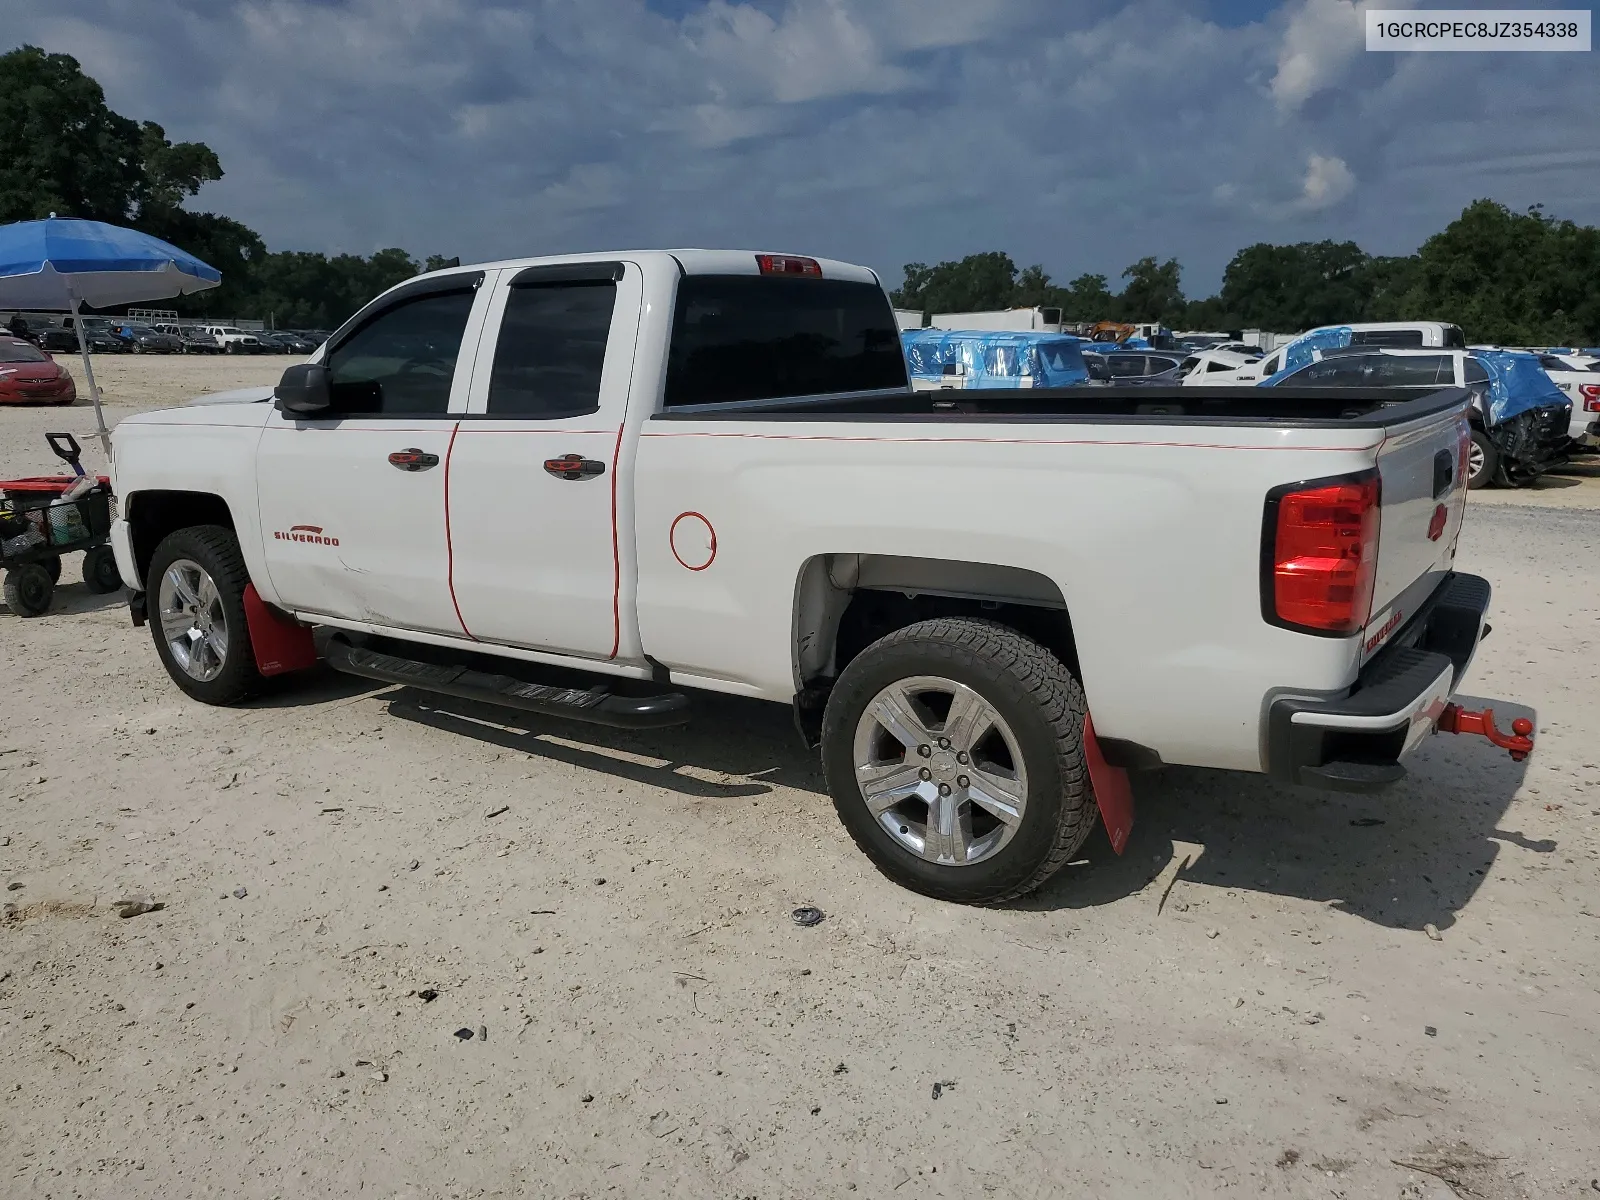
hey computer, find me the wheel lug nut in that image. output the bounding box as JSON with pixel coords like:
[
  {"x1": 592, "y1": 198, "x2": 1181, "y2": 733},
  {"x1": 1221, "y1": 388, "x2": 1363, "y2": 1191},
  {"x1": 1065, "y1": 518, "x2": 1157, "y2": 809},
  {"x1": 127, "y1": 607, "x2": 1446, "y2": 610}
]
[
  {"x1": 938, "y1": 738, "x2": 950, "y2": 750},
  {"x1": 918, "y1": 745, "x2": 931, "y2": 758},
  {"x1": 956, "y1": 752, "x2": 968, "y2": 764},
  {"x1": 957, "y1": 775, "x2": 969, "y2": 788},
  {"x1": 919, "y1": 768, "x2": 931, "y2": 781},
  {"x1": 938, "y1": 783, "x2": 951, "y2": 796}
]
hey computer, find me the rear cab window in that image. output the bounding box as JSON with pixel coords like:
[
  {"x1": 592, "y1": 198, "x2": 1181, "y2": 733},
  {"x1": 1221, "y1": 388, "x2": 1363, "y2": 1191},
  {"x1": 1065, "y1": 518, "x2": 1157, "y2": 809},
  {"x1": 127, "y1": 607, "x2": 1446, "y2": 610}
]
[{"x1": 664, "y1": 275, "x2": 906, "y2": 407}]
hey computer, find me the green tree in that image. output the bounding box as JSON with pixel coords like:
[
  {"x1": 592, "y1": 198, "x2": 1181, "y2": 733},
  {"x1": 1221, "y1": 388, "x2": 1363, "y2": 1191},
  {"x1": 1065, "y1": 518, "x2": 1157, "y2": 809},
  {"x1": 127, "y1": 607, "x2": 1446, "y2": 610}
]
[
  {"x1": 889, "y1": 252, "x2": 1020, "y2": 314},
  {"x1": 1057, "y1": 273, "x2": 1113, "y2": 322},
  {"x1": 0, "y1": 46, "x2": 144, "y2": 223},
  {"x1": 1394, "y1": 199, "x2": 1600, "y2": 344},
  {"x1": 1116, "y1": 257, "x2": 1185, "y2": 324},
  {"x1": 1218, "y1": 240, "x2": 1370, "y2": 331}
]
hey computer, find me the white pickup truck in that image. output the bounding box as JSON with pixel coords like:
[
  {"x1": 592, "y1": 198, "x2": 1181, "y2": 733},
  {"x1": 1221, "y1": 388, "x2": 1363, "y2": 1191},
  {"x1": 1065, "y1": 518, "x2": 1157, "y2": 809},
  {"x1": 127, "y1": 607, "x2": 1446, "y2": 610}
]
[{"x1": 107, "y1": 250, "x2": 1532, "y2": 903}]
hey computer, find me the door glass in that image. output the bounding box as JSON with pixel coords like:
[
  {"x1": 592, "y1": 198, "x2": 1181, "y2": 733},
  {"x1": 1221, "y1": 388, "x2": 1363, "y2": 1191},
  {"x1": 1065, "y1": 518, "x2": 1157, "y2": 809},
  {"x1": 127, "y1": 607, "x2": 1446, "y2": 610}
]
[
  {"x1": 325, "y1": 290, "x2": 475, "y2": 415},
  {"x1": 1463, "y1": 357, "x2": 1490, "y2": 384},
  {"x1": 488, "y1": 283, "x2": 617, "y2": 417}
]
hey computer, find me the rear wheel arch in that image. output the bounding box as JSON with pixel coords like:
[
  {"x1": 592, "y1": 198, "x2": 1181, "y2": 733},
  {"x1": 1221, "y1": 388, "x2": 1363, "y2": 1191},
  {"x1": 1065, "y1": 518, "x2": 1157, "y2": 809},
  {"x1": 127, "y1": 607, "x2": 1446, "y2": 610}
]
[{"x1": 792, "y1": 553, "x2": 1079, "y2": 689}]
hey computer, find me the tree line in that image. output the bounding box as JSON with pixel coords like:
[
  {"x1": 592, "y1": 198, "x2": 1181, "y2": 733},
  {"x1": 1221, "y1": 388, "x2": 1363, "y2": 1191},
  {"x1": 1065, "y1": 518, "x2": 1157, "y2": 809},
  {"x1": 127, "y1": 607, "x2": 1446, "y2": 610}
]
[
  {"x1": 893, "y1": 203, "x2": 1600, "y2": 346},
  {"x1": 0, "y1": 46, "x2": 448, "y2": 327},
  {"x1": 6, "y1": 45, "x2": 1598, "y2": 344}
]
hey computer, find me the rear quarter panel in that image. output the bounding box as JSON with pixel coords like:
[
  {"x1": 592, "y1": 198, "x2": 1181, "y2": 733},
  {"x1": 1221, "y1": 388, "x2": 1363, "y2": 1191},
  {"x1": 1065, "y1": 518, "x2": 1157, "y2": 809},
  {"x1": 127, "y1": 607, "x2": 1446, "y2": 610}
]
[{"x1": 633, "y1": 417, "x2": 1385, "y2": 771}]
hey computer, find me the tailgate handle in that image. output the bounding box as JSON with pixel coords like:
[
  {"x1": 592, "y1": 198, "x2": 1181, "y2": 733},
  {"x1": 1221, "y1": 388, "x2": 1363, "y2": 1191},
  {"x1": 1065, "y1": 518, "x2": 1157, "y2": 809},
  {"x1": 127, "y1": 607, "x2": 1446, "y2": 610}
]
[{"x1": 1432, "y1": 449, "x2": 1454, "y2": 499}]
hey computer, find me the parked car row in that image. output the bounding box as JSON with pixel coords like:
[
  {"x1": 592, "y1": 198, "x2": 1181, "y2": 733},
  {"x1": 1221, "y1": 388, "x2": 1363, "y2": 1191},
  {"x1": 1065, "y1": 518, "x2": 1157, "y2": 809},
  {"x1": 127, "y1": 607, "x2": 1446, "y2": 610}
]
[{"x1": 4, "y1": 315, "x2": 326, "y2": 356}]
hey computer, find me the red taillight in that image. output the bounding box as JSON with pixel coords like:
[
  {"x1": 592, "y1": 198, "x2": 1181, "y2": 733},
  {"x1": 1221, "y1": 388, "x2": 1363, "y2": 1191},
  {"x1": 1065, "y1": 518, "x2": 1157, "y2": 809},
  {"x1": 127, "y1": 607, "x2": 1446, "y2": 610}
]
[
  {"x1": 1581, "y1": 383, "x2": 1600, "y2": 412},
  {"x1": 756, "y1": 254, "x2": 822, "y2": 277},
  {"x1": 1264, "y1": 471, "x2": 1381, "y2": 635}
]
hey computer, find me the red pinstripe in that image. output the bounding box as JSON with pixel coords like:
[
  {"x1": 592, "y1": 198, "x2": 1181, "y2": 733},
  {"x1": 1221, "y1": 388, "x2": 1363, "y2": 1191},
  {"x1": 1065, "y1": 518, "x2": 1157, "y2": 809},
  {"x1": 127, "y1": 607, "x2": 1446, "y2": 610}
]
[{"x1": 442, "y1": 421, "x2": 476, "y2": 641}]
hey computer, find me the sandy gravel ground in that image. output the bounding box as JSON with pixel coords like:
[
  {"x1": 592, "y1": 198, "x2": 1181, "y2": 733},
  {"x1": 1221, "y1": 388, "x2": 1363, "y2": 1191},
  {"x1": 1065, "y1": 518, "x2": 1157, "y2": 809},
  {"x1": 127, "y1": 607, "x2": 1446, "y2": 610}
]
[{"x1": 2, "y1": 358, "x2": 1597, "y2": 1199}]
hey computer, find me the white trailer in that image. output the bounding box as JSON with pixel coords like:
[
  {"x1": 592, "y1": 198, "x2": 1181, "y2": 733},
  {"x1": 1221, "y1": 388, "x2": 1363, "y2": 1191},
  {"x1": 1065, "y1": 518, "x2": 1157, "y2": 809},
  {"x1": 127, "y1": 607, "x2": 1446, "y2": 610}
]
[{"x1": 929, "y1": 307, "x2": 1062, "y2": 334}]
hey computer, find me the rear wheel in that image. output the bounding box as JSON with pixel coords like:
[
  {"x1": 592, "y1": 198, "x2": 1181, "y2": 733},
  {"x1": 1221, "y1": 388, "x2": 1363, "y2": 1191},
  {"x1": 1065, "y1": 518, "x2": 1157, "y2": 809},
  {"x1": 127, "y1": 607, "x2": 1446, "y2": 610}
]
[
  {"x1": 3, "y1": 563, "x2": 54, "y2": 617},
  {"x1": 1466, "y1": 428, "x2": 1498, "y2": 490},
  {"x1": 821, "y1": 618, "x2": 1096, "y2": 904},
  {"x1": 146, "y1": 525, "x2": 263, "y2": 704}
]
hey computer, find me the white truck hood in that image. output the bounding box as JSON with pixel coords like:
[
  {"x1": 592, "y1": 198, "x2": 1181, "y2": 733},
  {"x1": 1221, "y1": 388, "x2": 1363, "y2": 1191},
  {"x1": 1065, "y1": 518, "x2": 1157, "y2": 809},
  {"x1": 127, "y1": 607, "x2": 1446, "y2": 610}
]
[{"x1": 186, "y1": 385, "x2": 274, "y2": 407}]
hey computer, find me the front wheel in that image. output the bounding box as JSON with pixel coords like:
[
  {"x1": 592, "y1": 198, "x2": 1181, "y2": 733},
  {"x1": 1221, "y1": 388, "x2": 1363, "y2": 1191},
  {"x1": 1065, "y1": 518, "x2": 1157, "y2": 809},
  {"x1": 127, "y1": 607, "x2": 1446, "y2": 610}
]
[
  {"x1": 821, "y1": 618, "x2": 1096, "y2": 904},
  {"x1": 146, "y1": 525, "x2": 263, "y2": 704},
  {"x1": 1466, "y1": 428, "x2": 1498, "y2": 490}
]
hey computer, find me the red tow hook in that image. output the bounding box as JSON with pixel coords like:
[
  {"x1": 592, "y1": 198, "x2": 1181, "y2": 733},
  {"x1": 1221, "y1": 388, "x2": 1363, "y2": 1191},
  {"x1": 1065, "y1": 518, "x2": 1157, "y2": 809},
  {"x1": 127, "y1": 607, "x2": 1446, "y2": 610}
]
[{"x1": 1436, "y1": 704, "x2": 1535, "y2": 762}]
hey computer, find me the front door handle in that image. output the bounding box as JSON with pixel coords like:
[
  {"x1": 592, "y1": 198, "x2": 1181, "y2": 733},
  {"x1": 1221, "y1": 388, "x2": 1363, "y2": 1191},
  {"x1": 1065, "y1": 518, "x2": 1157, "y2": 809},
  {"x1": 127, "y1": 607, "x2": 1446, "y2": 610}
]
[
  {"x1": 544, "y1": 453, "x2": 606, "y2": 480},
  {"x1": 389, "y1": 448, "x2": 439, "y2": 472}
]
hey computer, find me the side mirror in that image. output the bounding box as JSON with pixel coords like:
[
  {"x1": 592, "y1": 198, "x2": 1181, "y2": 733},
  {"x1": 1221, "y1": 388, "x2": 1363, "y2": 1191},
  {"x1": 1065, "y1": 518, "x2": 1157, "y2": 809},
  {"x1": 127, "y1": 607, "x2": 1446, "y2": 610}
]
[{"x1": 275, "y1": 363, "x2": 332, "y2": 415}]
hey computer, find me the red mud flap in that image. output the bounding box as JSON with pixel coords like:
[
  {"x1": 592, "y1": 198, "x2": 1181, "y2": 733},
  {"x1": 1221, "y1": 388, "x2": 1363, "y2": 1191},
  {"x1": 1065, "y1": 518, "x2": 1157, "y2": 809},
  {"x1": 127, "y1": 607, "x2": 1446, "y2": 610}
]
[
  {"x1": 243, "y1": 584, "x2": 318, "y2": 677},
  {"x1": 1083, "y1": 714, "x2": 1134, "y2": 855},
  {"x1": 1436, "y1": 703, "x2": 1535, "y2": 762}
]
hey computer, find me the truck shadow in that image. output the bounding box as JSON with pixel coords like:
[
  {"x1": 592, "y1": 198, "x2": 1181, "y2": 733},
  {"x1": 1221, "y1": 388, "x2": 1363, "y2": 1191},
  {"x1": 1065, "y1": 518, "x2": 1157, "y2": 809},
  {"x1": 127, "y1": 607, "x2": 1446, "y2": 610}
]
[
  {"x1": 363, "y1": 681, "x2": 1536, "y2": 934},
  {"x1": 1028, "y1": 695, "x2": 1540, "y2": 932},
  {"x1": 383, "y1": 688, "x2": 825, "y2": 802}
]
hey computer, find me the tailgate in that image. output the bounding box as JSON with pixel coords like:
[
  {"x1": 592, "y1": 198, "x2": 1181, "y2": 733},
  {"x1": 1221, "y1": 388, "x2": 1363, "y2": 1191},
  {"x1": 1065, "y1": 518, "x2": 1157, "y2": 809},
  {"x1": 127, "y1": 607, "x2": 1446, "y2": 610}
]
[{"x1": 1362, "y1": 401, "x2": 1471, "y2": 663}]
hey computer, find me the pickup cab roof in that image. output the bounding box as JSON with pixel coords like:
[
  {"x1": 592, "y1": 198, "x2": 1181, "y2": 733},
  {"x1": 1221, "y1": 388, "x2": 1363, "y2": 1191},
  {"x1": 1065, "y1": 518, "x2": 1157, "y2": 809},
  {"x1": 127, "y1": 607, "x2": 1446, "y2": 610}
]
[{"x1": 437, "y1": 249, "x2": 881, "y2": 287}]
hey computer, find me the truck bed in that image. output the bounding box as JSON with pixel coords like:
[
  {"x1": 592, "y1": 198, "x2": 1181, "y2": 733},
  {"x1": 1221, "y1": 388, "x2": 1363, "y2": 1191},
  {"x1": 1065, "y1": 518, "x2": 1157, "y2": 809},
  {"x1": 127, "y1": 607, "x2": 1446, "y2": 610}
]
[{"x1": 654, "y1": 385, "x2": 1473, "y2": 427}]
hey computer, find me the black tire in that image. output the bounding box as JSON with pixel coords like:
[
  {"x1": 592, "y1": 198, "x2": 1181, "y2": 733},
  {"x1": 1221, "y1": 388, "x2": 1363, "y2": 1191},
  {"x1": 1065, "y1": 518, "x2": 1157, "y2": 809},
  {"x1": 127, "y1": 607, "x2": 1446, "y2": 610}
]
[
  {"x1": 1467, "y1": 428, "x2": 1498, "y2": 490},
  {"x1": 3, "y1": 563, "x2": 54, "y2": 617},
  {"x1": 146, "y1": 525, "x2": 264, "y2": 705},
  {"x1": 82, "y1": 545, "x2": 123, "y2": 594},
  {"x1": 821, "y1": 618, "x2": 1096, "y2": 904}
]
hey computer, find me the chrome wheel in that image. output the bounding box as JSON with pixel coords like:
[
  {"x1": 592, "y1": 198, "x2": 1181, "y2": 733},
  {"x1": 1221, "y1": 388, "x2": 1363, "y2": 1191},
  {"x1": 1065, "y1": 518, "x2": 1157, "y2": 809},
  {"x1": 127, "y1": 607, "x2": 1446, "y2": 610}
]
[
  {"x1": 156, "y1": 558, "x2": 229, "y2": 682},
  {"x1": 1467, "y1": 439, "x2": 1486, "y2": 482},
  {"x1": 851, "y1": 676, "x2": 1028, "y2": 867}
]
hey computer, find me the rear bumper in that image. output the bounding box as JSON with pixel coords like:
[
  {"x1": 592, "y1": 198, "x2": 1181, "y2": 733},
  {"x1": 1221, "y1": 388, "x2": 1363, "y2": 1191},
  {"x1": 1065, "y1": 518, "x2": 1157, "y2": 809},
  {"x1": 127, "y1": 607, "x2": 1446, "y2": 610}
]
[{"x1": 1266, "y1": 573, "x2": 1490, "y2": 792}]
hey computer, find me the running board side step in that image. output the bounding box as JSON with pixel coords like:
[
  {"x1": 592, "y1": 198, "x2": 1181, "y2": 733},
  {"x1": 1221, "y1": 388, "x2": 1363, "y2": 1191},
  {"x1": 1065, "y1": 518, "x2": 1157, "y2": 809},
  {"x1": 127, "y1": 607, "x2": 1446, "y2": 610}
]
[{"x1": 323, "y1": 636, "x2": 691, "y2": 729}]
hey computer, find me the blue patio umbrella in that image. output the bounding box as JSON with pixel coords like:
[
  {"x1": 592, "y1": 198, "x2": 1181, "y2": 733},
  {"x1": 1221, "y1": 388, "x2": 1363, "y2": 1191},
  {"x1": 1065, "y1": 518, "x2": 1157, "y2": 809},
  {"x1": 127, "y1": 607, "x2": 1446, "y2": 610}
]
[{"x1": 0, "y1": 215, "x2": 222, "y2": 456}]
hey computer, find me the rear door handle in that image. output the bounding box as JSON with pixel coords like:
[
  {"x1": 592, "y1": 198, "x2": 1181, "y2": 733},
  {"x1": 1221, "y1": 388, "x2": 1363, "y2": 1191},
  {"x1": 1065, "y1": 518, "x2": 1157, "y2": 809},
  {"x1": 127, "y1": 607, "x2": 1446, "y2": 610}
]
[
  {"x1": 544, "y1": 454, "x2": 606, "y2": 480},
  {"x1": 389, "y1": 448, "x2": 439, "y2": 472}
]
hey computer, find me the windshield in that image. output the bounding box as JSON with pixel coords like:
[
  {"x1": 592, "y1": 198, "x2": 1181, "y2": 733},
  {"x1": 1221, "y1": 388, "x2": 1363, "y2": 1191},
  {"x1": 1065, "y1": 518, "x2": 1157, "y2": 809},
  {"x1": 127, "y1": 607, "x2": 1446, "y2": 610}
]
[
  {"x1": 124, "y1": 324, "x2": 157, "y2": 335},
  {"x1": 0, "y1": 339, "x2": 49, "y2": 363}
]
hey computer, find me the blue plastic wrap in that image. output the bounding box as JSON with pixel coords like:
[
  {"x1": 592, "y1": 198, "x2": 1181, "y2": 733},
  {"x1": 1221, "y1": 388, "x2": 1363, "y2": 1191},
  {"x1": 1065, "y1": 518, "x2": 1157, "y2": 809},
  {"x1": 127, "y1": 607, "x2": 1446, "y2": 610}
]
[
  {"x1": 902, "y1": 330, "x2": 1089, "y2": 389},
  {"x1": 1473, "y1": 349, "x2": 1568, "y2": 424},
  {"x1": 1280, "y1": 326, "x2": 1353, "y2": 373}
]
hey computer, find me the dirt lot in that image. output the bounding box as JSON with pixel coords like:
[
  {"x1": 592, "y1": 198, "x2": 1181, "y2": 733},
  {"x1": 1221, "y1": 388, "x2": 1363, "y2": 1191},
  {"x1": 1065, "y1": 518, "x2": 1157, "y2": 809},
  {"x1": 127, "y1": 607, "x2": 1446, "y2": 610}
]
[{"x1": 3, "y1": 358, "x2": 1597, "y2": 1199}]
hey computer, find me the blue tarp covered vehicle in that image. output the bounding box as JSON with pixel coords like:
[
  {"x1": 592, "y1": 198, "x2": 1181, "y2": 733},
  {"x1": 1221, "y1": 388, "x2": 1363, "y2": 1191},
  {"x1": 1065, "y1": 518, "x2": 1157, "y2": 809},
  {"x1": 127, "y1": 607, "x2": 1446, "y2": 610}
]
[
  {"x1": 902, "y1": 329, "x2": 1090, "y2": 389},
  {"x1": 1257, "y1": 344, "x2": 1571, "y2": 487}
]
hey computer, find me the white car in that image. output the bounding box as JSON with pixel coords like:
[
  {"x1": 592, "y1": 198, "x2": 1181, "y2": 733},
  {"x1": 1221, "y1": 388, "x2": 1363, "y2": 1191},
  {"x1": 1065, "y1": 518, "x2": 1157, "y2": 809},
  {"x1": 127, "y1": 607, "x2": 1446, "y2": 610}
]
[
  {"x1": 1178, "y1": 348, "x2": 1259, "y2": 384},
  {"x1": 106, "y1": 249, "x2": 1525, "y2": 904},
  {"x1": 1266, "y1": 347, "x2": 1571, "y2": 488},
  {"x1": 1536, "y1": 354, "x2": 1600, "y2": 446},
  {"x1": 198, "y1": 324, "x2": 263, "y2": 354}
]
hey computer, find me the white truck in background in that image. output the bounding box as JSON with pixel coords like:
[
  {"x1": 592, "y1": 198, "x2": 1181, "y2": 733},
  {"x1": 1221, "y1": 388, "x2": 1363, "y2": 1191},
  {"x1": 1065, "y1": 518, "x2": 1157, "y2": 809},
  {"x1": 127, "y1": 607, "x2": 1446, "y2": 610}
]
[
  {"x1": 107, "y1": 250, "x2": 1532, "y2": 904},
  {"x1": 929, "y1": 306, "x2": 1064, "y2": 333}
]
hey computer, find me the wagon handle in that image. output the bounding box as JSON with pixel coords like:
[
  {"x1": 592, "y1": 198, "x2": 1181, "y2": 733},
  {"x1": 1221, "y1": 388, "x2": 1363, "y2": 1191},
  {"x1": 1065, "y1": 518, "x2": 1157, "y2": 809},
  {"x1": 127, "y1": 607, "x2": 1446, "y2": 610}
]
[{"x1": 45, "y1": 432, "x2": 86, "y2": 476}]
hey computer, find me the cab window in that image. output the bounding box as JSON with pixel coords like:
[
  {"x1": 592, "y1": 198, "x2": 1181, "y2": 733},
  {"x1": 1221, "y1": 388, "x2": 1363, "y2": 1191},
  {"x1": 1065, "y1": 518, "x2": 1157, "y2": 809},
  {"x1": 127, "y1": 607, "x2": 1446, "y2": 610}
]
[{"x1": 324, "y1": 290, "x2": 476, "y2": 416}]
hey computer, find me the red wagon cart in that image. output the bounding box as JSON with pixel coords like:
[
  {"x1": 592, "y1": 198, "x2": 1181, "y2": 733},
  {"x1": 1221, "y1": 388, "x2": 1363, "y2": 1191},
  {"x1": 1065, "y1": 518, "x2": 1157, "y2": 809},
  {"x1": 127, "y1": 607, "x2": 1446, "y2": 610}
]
[{"x1": 1, "y1": 433, "x2": 121, "y2": 617}]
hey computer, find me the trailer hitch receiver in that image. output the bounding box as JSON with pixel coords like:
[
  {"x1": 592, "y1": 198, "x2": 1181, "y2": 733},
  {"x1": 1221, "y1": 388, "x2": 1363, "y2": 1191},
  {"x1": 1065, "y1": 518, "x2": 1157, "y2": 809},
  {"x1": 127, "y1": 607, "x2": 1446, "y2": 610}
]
[{"x1": 1436, "y1": 704, "x2": 1534, "y2": 762}]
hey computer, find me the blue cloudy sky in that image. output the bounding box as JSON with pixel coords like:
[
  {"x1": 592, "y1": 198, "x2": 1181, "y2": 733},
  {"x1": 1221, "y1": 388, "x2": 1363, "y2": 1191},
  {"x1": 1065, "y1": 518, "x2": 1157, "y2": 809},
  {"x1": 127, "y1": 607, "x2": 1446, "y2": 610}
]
[{"x1": 6, "y1": 0, "x2": 1597, "y2": 294}]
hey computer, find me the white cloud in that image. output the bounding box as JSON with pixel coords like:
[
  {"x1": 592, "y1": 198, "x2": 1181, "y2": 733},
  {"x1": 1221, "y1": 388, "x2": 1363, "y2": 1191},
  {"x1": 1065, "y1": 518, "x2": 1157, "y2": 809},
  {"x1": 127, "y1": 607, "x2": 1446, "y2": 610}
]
[
  {"x1": 1297, "y1": 154, "x2": 1356, "y2": 210},
  {"x1": 1271, "y1": 0, "x2": 1371, "y2": 111}
]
